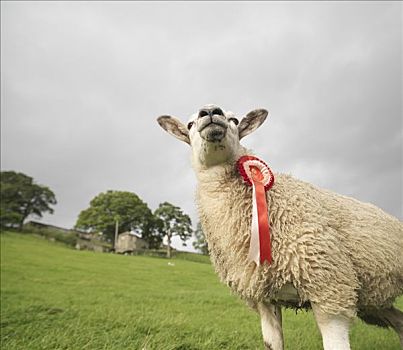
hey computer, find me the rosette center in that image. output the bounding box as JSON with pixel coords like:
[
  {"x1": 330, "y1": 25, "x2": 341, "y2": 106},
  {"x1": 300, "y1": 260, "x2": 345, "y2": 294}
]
[{"x1": 250, "y1": 166, "x2": 264, "y2": 182}]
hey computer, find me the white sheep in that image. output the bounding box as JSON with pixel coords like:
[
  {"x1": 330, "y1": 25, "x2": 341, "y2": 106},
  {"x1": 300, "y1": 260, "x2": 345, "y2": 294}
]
[{"x1": 157, "y1": 104, "x2": 403, "y2": 350}]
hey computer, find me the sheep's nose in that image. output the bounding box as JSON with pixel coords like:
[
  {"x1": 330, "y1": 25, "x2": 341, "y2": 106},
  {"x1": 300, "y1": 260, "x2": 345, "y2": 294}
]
[{"x1": 198, "y1": 107, "x2": 224, "y2": 119}]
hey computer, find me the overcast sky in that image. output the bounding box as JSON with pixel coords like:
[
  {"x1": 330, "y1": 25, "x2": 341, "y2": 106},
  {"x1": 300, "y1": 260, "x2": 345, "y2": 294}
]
[{"x1": 1, "y1": 1, "x2": 402, "y2": 251}]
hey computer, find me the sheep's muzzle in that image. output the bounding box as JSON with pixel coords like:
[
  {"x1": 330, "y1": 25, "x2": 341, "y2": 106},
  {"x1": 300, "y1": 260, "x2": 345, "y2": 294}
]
[{"x1": 198, "y1": 115, "x2": 228, "y2": 142}]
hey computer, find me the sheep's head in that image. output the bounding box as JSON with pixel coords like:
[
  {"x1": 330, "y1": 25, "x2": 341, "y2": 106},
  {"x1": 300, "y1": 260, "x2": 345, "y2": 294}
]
[{"x1": 157, "y1": 104, "x2": 268, "y2": 169}]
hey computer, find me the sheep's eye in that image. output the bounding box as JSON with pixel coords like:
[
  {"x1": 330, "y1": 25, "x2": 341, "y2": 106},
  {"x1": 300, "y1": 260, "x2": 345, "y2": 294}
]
[
  {"x1": 199, "y1": 110, "x2": 209, "y2": 118},
  {"x1": 212, "y1": 108, "x2": 223, "y2": 116},
  {"x1": 187, "y1": 121, "x2": 194, "y2": 130},
  {"x1": 229, "y1": 117, "x2": 239, "y2": 125}
]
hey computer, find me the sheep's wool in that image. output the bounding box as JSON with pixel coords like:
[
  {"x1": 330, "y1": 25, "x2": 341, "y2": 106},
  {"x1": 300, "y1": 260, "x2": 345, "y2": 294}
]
[{"x1": 196, "y1": 159, "x2": 403, "y2": 318}]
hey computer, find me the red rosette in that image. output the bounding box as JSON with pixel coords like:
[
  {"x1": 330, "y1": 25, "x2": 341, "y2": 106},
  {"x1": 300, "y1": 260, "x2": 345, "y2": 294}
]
[
  {"x1": 237, "y1": 155, "x2": 275, "y2": 265},
  {"x1": 237, "y1": 155, "x2": 274, "y2": 191}
]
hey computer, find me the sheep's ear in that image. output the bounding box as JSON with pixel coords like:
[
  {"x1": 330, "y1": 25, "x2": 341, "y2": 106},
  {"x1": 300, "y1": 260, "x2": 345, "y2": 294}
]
[
  {"x1": 157, "y1": 115, "x2": 190, "y2": 145},
  {"x1": 238, "y1": 109, "x2": 268, "y2": 140}
]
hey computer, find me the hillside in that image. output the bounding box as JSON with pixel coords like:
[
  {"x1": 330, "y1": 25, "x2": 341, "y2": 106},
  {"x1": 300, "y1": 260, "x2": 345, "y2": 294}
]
[{"x1": 1, "y1": 232, "x2": 401, "y2": 349}]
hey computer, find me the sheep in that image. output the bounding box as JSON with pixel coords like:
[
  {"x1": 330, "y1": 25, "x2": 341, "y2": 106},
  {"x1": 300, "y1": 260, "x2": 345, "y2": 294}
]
[{"x1": 157, "y1": 104, "x2": 403, "y2": 350}]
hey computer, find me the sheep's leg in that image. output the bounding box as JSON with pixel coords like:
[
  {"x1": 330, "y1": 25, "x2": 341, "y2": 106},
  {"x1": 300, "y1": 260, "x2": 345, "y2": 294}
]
[
  {"x1": 381, "y1": 307, "x2": 403, "y2": 347},
  {"x1": 312, "y1": 303, "x2": 352, "y2": 350},
  {"x1": 258, "y1": 302, "x2": 283, "y2": 350},
  {"x1": 359, "y1": 307, "x2": 403, "y2": 347}
]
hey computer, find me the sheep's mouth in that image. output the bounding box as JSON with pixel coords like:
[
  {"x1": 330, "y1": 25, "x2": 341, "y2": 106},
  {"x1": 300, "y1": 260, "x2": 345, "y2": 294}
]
[
  {"x1": 200, "y1": 125, "x2": 226, "y2": 142},
  {"x1": 199, "y1": 122, "x2": 227, "y2": 142},
  {"x1": 197, "y1": 115, "x2": 228, "y2": 142}
]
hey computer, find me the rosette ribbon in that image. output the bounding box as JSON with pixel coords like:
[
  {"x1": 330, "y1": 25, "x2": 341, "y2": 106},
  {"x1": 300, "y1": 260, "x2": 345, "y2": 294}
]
[{"x1": 237, "y1": 156, "x2": 274, "y2": 265}]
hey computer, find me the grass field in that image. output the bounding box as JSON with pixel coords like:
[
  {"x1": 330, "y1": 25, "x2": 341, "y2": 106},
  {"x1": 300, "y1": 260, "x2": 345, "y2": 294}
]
[{"x1": 1, "y1": 232, "x2": 401, "y2": 349}]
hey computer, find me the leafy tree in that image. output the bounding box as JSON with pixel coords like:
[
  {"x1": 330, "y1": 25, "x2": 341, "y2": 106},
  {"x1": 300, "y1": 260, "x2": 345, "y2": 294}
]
[
  {"x1": 154, "y1": 202, "x2": 192, "y2": 258},
  {"x1": 0, "y1": 171, "x2": 57, "y2": 230},
  {"x1": 192, "y1": 222, "x2": 208, "y2": 255},
  {"x1": 142, "y1": 215, "x2": 164, "y2": 249},
  {"x1": 75, "y1": 190, "x2": 160, "y2": 248}
]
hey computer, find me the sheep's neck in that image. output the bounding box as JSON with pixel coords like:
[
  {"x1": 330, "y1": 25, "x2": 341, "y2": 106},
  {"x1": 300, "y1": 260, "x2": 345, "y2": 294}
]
[
  {"x1": 195, "y1": 161, "x2": 252, "y2": 254},
  {"x1": 195, "y1": 163, "x2": 237, "y2": 185}
]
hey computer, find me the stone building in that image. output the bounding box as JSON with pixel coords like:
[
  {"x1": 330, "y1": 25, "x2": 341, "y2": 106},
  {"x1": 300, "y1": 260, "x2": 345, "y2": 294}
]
[{"x1": 115, "y1": 232, "x2": 148, "y2": 253}]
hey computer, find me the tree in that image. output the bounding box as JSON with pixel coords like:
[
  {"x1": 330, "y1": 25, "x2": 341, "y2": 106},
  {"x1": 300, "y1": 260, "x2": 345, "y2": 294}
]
[
  {"x1": 0, "y1": 171, "x2": 57, "y2": 229},
  {"x1": 142, "y1": 215, "x2": 164, "y2": 249},
  {"x1": 75, "y1": 190, "x2": 160, "y2": 248},
  {"x1": 192, "y1": 222, "x2": 208, "y2": 255},
  {"x1": 154, "y1": 202, "x2": 192, "y2": 258}
]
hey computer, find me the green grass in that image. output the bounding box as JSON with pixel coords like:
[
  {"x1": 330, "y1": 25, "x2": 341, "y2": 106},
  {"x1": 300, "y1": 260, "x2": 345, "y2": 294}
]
[
  {"x1": 1, "y1": 232, "x2": 401, "y2": 349},
  {"x1": 173, "y1": 252, "x2": 211, "y2": 264}
]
